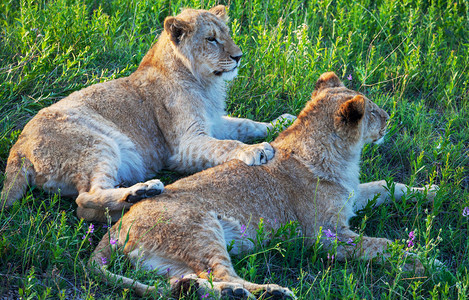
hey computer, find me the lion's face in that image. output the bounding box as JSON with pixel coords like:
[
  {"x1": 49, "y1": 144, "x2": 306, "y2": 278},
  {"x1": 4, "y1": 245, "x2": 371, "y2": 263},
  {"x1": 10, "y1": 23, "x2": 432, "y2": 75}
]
[
  {"x1": 164, "y1": 6, "x2": 243, "y2": 81},
  {"x1": 361, "y1": 98, "x2": 389, "y2": 145},
  {"x1": 307, "y1": 72, "x2": 389, "y2": 147},
  {"x1": 331, "y1": 87, "x2": 389, "y2": 147}
]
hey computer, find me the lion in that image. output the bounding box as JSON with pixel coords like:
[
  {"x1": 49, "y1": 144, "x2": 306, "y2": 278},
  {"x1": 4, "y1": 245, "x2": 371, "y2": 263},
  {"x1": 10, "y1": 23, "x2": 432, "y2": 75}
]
[
  {"x1": 0, "y1": 5, "x2": 294, "y2": 222},
  {"x1": 89, "y1": 72, "x2": 439, "y2": 299}
]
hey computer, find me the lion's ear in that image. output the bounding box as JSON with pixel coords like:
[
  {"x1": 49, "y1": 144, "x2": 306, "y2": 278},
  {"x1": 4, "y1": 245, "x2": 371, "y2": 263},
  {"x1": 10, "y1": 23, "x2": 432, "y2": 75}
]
[
  {"x1": 209, "y1": 5, "x2": 229, "y2": 22},
  {"x1": 164, "y1": 17, "x2": 193, "y2": 45},
  {"x1": 315, "y1": 72, "x2": 344, "y2": 91},
  {"x1": 337, "y1": 95, "x2": 365, "y2": 125}
]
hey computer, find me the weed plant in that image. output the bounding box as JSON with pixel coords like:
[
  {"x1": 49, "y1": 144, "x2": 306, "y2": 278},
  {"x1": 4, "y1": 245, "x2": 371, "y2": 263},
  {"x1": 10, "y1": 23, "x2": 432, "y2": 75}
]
[{"x1": 0, "y1": 0, "x2": 468, "y2": 299}]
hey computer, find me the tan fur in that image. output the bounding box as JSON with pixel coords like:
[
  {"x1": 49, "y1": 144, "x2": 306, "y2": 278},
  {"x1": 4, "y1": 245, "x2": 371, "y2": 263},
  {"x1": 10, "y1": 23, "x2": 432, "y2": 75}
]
[
  {"x1": 0, "y1": 5, "x2": 294, "y2": 222},
  {"x1": 89, "y1": 72, "x2": 438, "y2": 298}
]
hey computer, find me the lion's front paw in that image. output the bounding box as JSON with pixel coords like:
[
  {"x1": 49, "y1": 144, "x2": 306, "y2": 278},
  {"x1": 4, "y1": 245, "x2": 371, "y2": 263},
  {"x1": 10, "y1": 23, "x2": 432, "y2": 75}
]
[
  {"x1": 125, "y1": 179, "x2": 164, "y2": 203},
  {"x1": 411, "y1": 184, "x2": 439, "y2": 201},
  {"x1": 236, "y1": 142, "x2": 274, "y2": 166},
  {"x1": 256, "y1": 285, "x2": 296, "y2": 300},
  {"x1": 424, "y1": 184, "x2": 439, "y2": 200},
  {"x1": 220, "y1": 286, "x2": 255, "y2": 299},
  {"x1": 271, "y1": 113, "x2": 296, "y2": 130},
  {"x1": 403, "y1": 252, "x2": 445, "y2": 276},
  {"x1": 402, "y1": 252, "x2": 426, "y2": 275}
]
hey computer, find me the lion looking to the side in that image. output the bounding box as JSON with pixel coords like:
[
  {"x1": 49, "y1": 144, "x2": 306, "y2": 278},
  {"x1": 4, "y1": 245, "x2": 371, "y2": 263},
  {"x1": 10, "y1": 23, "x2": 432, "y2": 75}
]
[
  {"x1": 89, "y1": 72, "x2": 439, "y2": 299},
  {"x1": 0, "y1": 5, "x2": 293, "y2": 222}
]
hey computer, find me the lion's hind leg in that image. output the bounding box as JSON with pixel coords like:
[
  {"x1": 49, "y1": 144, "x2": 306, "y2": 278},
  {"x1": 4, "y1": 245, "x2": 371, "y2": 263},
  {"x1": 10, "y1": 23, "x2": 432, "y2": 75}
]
[
  {"x1": 124, "y1": 209, "x2": 295, "y2": 299},
  {"x1": 73, "y1": 144, "x2": 164, "y2": 222},
  {"x1": 222, "y1": 278, "x2": 295, "y2": 299},
  {"x1": 173, "y1": 215, "x2": 294, "y2": 299},
  {"x1": 75, "y1": 178, "x2": 164, "y2": 222},
  {"x1": 169, "y1": 269, "x2": 295, "y2": 300},
  {"x1": 170, "y1": 274, "x2": 256, "y2": 299}
]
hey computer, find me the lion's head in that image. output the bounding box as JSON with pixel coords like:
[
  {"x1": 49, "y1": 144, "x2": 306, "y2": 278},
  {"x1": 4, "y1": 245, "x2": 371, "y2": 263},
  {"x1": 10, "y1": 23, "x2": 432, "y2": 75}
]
[
  {"x1": 162, "y1": 5, "x2": 242, "y2": 81},
  {"x1": 315, "y1": 72, "x2": 389, "y2": 146},
  {"x1": 314, "y1": 72, "x2": 390, "y2": 146},
  {"x1": 274, "y1": 72, "x2": 389, "y2": 156}
]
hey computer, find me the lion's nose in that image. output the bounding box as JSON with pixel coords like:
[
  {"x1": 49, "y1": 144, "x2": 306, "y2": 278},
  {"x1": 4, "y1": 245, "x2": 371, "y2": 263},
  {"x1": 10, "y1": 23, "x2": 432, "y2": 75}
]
[
  {"x1": 230, "y1": 54, "x2": 242, "y2": 63},
  {"x1": 383, "y1": 112, "x2": 390, "y2": 123}
]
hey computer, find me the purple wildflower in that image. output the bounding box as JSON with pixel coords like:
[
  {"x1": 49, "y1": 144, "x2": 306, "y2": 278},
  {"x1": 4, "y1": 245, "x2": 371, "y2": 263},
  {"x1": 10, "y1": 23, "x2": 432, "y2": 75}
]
[
  {"x1": 101, "y1": 257, "x2": 107, "y2": 265},
  {"x1": 407, "y1": 231, "x2": 415, "y2": 248},
  {"x1": 323, "y1": 229, "x2": 336, "y2": 239},
  {"x1": 346, "y1": 238, "x2": 356, "y2": 246},
  {"x1": 110, "y1": 238, "x2": 117, "y2": 245},
  {"x1": 327, "y1": 253, "x2": 335, "y2": 261},
  {"x1": 201, "y1": 293, "x2": 209, "y2": 299},
  {"x1": 347, "y1": 74, "x2": 352, "y2": 81},
  {"x1": 240, "y1": 225, "x2": 247, "y2": 237},
  {"x1": 463, "y1": 207, "x2": 469, "y2": 217},
  {"x1": 207, "y1": 269, "x2": 212, "y2": 276},
  {"x1": 88, "y1": 223, "x2": 94, "y2": 234},
  {"x1": 166, "y1": 268, "x2": 171, "y2": 274}
]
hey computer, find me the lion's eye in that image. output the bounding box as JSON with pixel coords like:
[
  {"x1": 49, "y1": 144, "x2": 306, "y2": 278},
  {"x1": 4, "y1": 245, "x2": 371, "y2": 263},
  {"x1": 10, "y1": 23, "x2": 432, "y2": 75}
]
[{"x1": 207, "y1": 37, "x2": 217, "y2": 43}]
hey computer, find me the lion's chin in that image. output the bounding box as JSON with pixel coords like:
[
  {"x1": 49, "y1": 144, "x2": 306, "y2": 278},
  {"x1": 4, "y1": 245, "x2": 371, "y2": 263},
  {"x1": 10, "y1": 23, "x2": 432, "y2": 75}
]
[
  {"x1": 213, "y1": 67, "x2": 238, "y2": 81},
  {"x1": 373, "y1": 135, "x2": 385, "y2": 145},
  {"x1": 222, "y1": 68, "x2": 238, "y2": 81}
]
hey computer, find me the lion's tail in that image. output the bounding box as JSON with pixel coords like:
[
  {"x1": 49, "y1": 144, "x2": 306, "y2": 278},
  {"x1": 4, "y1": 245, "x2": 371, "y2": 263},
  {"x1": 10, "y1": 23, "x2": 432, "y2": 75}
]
[
  {"x1": 1, "y1": 152, "x2": 35, "y2": 209},
  {"x1": 89, "y1": 232, "x2": 160, "y2": 297}
]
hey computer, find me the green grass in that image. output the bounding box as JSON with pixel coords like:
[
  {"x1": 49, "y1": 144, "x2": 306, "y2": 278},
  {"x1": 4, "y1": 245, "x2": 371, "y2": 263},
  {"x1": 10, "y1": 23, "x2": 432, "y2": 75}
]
[{"x1": 1, "y1": 0, "x2": 468, "y2": 298}]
